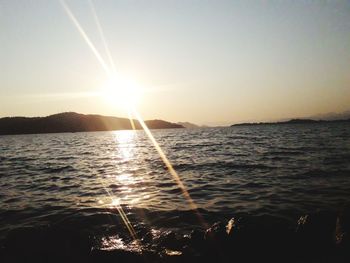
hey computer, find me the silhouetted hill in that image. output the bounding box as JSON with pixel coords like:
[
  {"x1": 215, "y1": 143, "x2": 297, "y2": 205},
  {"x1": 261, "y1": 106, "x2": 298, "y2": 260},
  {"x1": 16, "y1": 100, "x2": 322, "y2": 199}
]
[
  {"x1": 0, "y1": 112, "x2": 184, "y2": 135},
  {"x1": 177, "y1": 122, "x2": 200, "y2": 129},
  {"x1": 310, "y1": 110, "x2": 350, "y2": 121},
  {"x1": 231, "y1": 118, "x2": 350, "y2": 127}
]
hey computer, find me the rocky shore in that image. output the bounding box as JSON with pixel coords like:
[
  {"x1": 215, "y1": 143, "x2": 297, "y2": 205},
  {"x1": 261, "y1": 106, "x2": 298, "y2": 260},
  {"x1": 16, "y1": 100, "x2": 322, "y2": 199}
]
[{"x1": 1, "y1": 209, "x2": 349, "y2": 263}]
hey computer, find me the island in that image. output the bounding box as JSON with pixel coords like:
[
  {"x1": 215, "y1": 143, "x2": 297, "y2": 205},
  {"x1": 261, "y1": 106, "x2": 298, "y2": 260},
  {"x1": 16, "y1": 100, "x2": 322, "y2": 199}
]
[
  {"x1": 0, "y1": 112, "x2": 184, "y2": 135},
  {"x1": 177, "y1": 122, "x2": 200, "y2": 129},
  {"x1": 231, "y1": 118, "x2": 350, "y2": 127}
]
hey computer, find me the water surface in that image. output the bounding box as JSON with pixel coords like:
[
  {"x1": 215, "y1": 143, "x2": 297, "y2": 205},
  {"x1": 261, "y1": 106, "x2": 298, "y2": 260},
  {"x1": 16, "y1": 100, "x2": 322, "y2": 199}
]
[{"x1": 1, "y1": 123, "x2": 350, "y2": 247}]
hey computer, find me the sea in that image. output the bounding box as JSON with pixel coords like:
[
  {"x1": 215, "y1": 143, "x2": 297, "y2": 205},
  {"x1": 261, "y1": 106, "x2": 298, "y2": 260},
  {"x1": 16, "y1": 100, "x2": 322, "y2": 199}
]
[{"x1": 1, "y1": 122, "x2": 350, "y2": 262}]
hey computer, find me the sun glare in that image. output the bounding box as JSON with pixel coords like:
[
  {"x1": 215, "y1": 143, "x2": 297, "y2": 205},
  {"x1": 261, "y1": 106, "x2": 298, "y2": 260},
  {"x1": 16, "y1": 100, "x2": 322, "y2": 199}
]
[{"x1": 101, "y1": 74, "x2": 142, "y2": 111}]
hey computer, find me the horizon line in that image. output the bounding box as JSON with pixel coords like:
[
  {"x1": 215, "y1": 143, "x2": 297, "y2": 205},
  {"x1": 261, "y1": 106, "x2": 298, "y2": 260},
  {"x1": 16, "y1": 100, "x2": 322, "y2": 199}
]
[{"x1": 1, "y1": 109, "x2": 350, "y2": 127}]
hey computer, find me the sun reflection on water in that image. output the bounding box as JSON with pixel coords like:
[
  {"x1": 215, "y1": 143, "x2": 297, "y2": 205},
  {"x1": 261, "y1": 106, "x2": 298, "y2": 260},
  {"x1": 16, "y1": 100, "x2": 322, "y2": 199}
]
[
  {"x1": 101, "y1": 130, "x2": 150, "y2": 209},
  {"x1": 116, "y1": 173, "x2": 135, "y2": 185},
  {"x1": 114, "y1": 130, "x2": 136, "y2": 161},
  {"x1": 60, "y1": 0, "x2": 207, "y2": 244}
]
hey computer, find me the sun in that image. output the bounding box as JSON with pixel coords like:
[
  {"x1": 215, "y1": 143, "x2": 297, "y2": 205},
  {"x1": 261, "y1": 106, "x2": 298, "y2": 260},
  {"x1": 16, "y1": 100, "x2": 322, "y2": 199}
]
[{"x1": 101, "y1": 73, "x2": 142, "y2": 111}]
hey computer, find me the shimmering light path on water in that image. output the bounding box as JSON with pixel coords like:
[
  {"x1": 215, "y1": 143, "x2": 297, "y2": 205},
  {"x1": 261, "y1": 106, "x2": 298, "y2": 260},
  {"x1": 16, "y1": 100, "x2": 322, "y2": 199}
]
[
  {"x1": 60, "y1": 0, "x2": 203, "y2": 239},
  {"x1": 1, "y1": 124, "x2": 350, "y2": 218}
]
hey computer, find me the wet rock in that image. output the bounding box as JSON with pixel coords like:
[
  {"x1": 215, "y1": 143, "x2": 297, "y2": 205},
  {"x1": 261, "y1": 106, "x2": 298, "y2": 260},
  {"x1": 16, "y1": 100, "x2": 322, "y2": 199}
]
[
  {"x1": 157, "y1": 231, "x2": 183, "y2": 251},
  {"x1": 45, "y1": 226, "x2": 92, "y2": 262},
  {"x1": 204, "y1": 221, "x2": 227, "y2": 243},
  {"x1": 296, "y1": 212, "x2": 336, "y2": 246},
  {"x1": 223, "y1": 215, "x2": 296, "y2": 262},
  {"x1": 202, "y1": 221, "x2": 236, "y2": 262},
  {"x1": 3, "y1": 227, "x2": 47, "y2": 262},
  {"x1": 2, "y1": 225, "x2": 92, "y2": 263},
  {"x1": 140, "y1": 231, "x2": 153, "y2": 244},
  {"x1": 178, "y1": 230, "x2": 205, "y2": 259},
  {"x1": 226, "y1": 218, "x2": 235, "y2": 236},
  {"x1": 188, "y1": 229, "x2": 205, "y2": 248},
  {"x1": 91, "y1": 249, "x2": 144, "y2": 263},
  {"x1": 164, "y1": 248, "x2": 182, "y2": 256},
  {"x1": 295, "y1": 212, "x2": 337, "y2": 260},
  {"x1": 335, "y1": 209, "x2": 350, "y2": 247},
  {"x1": 335, "y1": 208, "x2": 350, "y2": 261}
]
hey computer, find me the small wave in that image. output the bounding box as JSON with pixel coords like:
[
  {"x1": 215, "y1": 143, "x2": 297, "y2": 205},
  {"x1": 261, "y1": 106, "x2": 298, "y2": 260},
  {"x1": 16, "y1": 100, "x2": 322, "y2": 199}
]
[
  {"x1": 268, "y1": 150, "x2": 304, "y2": 156},
  {"x1": 163, "y1": 187, "x2": 183, "y2": 195},
  {"x1": 291, "y1": 169, "x2": 350, "y2": 179},
  {"x1": 241, "y1": 182, "x2": 264, "y2": 188},
  {"x1": 39, "y1": 165, "x2": 76, "y2": 173},
  {"x1": 156, "y1": 182, "x2": 177, "y2": 188},
  {"x1": 173, "y1": 162, "x2": 273, "y2": 171}
]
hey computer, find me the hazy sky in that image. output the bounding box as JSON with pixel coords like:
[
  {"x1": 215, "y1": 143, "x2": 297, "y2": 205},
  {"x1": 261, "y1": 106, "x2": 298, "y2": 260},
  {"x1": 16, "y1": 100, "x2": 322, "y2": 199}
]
[{"x1": 1, "y1": 0, "x2": 349, "y2": 125}]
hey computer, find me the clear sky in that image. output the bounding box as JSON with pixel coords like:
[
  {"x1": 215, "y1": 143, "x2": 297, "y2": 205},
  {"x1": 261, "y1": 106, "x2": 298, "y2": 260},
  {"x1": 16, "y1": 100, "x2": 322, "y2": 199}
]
[{"x1": 1, "y1": 0, "x2": 349, "y2": 125}]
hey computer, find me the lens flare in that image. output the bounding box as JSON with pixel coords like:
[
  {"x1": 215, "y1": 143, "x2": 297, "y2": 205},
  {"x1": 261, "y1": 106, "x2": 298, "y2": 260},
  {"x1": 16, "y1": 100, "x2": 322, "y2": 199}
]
[
  {"x1": 60, "y1": 0, "x2": 209, "y2": 244},
  {"x1": 101, "y1": 74, "x2": 142, "y2": 111},
  {"x1": 60, "y1": 0, "x2": 111, "y2": 75}
]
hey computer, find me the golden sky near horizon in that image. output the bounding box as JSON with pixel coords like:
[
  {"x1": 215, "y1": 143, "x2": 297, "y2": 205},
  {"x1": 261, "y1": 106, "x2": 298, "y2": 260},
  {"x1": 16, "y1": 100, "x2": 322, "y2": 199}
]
[{"x1": 1, "y1": 0, "x2": 349, "y2": 125}]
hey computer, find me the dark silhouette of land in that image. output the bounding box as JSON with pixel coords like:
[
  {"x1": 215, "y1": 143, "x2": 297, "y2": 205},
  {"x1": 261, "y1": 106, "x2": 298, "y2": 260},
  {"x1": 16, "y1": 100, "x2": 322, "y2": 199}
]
[
  {"x1": 177, "y1": 122, "x2": 211, "y2": 129},
  {"x1": 0, "y1": 112, "x2": 184, "y2": 135},
  {"x1": 231, "y1": 118, "x2": 350, "y2": 127},
  {"x1": 177, "y1": 122, "x2": 200, "y2": 129}
]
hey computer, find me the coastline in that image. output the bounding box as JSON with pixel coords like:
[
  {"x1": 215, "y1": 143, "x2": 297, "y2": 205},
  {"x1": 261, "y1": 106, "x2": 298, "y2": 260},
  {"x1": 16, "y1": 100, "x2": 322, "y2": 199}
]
[
  {"x1": 1, "y1": 207, "x2": 349, "y2": 263},
  {"x1": 231, "y1": 118, "x2": 350, "y2": 127}
]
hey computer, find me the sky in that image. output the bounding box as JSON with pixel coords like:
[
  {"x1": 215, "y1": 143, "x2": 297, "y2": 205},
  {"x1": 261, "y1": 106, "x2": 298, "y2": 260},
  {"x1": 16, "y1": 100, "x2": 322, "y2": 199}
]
[{"x1": 1, "y1": 0, "x2": 349, "y2": 125}]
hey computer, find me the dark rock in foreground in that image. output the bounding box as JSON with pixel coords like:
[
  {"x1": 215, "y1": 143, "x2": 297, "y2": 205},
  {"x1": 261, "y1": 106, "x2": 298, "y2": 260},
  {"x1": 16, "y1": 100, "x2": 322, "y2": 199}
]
[{"x1": 1, "y1": 210, "x2": 350, "y2": 263}]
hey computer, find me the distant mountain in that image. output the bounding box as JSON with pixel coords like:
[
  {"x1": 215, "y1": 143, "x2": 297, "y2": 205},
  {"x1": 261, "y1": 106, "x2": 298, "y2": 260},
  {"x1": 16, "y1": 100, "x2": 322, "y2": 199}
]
[
  {"x1": 231, "y1": 118, "x2": 350, "y2": 127},
  {"x1": 309, "y1": 110, "x2": 350, "y2": 121},
  {"x1": 0, "y1": 112, "x2": 184, "y2": 135},
  {"x1": 177, "y1": 122, "x2": 200, "y2": 129}
]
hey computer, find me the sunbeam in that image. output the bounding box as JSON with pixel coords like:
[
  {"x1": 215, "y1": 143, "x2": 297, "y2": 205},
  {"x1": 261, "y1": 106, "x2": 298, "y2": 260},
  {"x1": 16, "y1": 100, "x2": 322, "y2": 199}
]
[
  {"x1": 132, "y1": 109, "x2": 208, "y2": 228},
  {"x1": 60, "y1": 0, "x2": 208, "y2": 239},
  {"x1": 60, "y1": 0, "x2": 139, "y2": 242},
  {"x1": 88, "y1": 0, "x2": 117, "y2": 73},
  {"x1": 60, "y1": 0, "x2": 111, "y2": 76}
]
